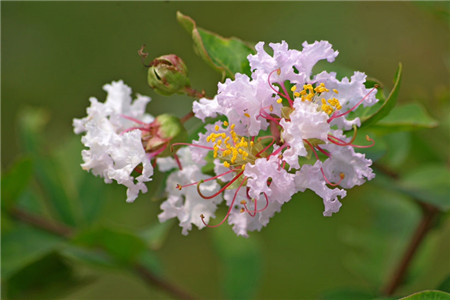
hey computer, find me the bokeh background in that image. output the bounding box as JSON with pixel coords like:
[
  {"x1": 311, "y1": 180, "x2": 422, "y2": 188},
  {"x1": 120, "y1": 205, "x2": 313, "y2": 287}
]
[{"x1": 2, "y1": 2, "x2": 449, "y2": 299}]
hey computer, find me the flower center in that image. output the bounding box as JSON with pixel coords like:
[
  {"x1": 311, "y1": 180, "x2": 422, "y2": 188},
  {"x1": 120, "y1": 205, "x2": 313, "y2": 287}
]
[
  {"x1": 289, "y1": 83, "x2": 342, "y2": 115},
  {"x1": 206, "y1": 122, "x2": 265, "y2": 170}
]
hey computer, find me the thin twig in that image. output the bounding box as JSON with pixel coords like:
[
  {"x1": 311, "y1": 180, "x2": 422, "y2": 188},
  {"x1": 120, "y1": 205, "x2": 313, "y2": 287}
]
[
  {"x1": 374, "y1": 163, "x2": 440, "y2": 295},
  {"x1": 9, "y1": 208, "x2": 197, "y2": 300},
  {"x1": 382, "y1": 202, "x2": 439, "y2": 295},
  {"x1": 184, "y1": 87, "x2": 207, "y2": 99},
  {"x1": 180, "y1": 111, "x2": 194, "y2": 124},
  {"x1": 134, "y1": 264, "x2": 197, "y2": 300},
  {"x1": 10, "y1": 207, "x2": 73, "y2": 238}
]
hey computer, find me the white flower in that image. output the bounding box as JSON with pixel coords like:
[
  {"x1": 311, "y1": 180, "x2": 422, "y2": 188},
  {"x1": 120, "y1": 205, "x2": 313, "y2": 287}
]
[
  {"x1": 244, "y1": 155, "x2": 296, "y2": 204},
  {"x1": 248, "y1": 41, "x2": 305, "y2": 84},
  {"x1": 296, "y1": 41, "x2": 339, "y2": 81},
  {"x1": 225, "y1": 188, "x2": 283, "y2": 237},
  {"x1": 280, "y1": 100, "x2": 330, "y2": 169},
  {"x1": 192, "y1": 96, "x2": 222, "y2": 122},
  {"x1": 73, "y1": 80, "x2": 154, "y2": 202},
  {"x1": 313, "y1": 71, "x2": 378, "y2": 130},
  {"x1": 322, "y1": 131, "x2": 375, "y2": 189},
  {"x1": 295, "y1": 161, "x2": 347, "y2": 216},
  {"x1": 157, "y1": 147, "x2": 222, "y2": 235}
]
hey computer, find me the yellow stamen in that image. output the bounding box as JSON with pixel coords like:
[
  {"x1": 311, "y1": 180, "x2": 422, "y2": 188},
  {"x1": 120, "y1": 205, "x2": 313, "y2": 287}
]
[
  {"x1": 277, "y1": 98, "x2": 283, "y2": 104},
  {"x1": 215, "y1": 125, "x2": 219, "y2": 131}
]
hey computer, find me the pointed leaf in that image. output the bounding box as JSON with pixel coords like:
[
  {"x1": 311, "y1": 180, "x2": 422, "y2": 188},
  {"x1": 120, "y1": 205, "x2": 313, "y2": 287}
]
[
  {"x1": 2, "y1": 225, "x2": 64, "y2": 278},
  {"x1": 60, "y1": 245, "x2": 118, "y2": 269},
  {"x1": 5, "y1": 253, "x2": 90, "y2": 300},
  {"x1": 437, "y1": 275, "x2": 450, "y2": 293},
  {"x1": 397, "y1": 165, "x2": 450, "y2": 211},
  {"x1": 401, "y1": 290, "x2": 450, "y2": 300},
  {"x1": 177, "y1": 11, "x2": 255, "y2": 79},
  {"x1": 360, "y1": 63, "x2": 403, "y2": 128},
  {"x1": 372, "y1": 103, "x2": 438, "y2": 132},
  {"x1": 73, "y1": 227, "x2": 147, "y2": 264},
  {"x1": 1, "y1": 156, "x2": 33, "y2": 210},
  {"x1": 321, "y1": 288, "x2": 395, "y2": 300},
  {"x1": 139, "y1": 219, "x2": 174, "y2": 250},
  {"x1": 18, "y1": 109, "x2": 77, "y2": 226}
]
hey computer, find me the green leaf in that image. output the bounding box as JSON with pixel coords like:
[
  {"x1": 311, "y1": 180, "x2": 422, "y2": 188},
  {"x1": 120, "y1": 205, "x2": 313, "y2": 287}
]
[
  {"x1": 360, "y1": 63, "x2": 403, "y2": 128},
  {"x1": 60, "y1": 245, "x2": 118, "y2": 269},
  {"x1": 397, "y1": 165, "x2": 450, "y2": 211},
  {"x1": 2, "y1": 225, "x2": 65, "y2": 278},
  {"x1": 372, "y1": 103, "x2": 438, "y2": 132},
  {"x1": 136, "y1": 250, "x2": 162, "y2": 276},
  {"x1": 73, "y1": 227, "x2": 147, "y2": 264},
  {"x1": 210, "y1": 225, "x2": 262, "y2": 300},
  {"x1": 437, "y1": 275, "x2": 450, "y2": 293},
  {"x1": 177, "y1": 11, "x2": 255, "y2": 79},
  {"x1": 18, "y1": 108, "x2": 77, "y2": 226},
  {"x1": 379, "y1": 131, "x2": 411, "y2": 168},
  {"x1": 401, "y1": 290, "x2": 450, "y2": 300},
  {"x1": 4, "y1": 252, "x2": 90, "y2": 300},
  {"x1": 139, "y1": 219, "x2": 175, "y2": 250},
  {"x1": 321, "y1": 288, "x2": 395, "y2": 300},
  {"x1": 77, "y1": 174, "x2": 106, "y2": 225},
  {"x1": 1, "y1": 156, "x2": 33, "y2": 210}
]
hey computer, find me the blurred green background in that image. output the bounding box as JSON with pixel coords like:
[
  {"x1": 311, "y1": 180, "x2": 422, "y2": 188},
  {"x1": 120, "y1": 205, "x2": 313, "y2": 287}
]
[{"x1": 2, "y1": 2, "x2": 449, "y2": 299}]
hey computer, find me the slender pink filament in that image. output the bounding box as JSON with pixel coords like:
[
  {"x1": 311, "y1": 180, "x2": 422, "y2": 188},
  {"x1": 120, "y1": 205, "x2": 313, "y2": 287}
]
[
  {"x1": 328, "y1": 86, "x2": 377, "y2": 123},
  {"x1": 171, "y1": 143, "x2": 215, "y2": 152},
  {"x1": 197, "y1": 171, "x2": 244, "y2": 200},
  {"x1": 303, "y1": 139, "x2": 344, "y2": 187},
  {"x1": 328, "y1": 135, "x2": 375, "y2": 148},
  {"x1": 267, "y1": 69, "x2": 286, "y2": 99},
  {"x1": 201, "y1": 175, "x2": 246, "y2": 228},
  {"x1": 269, "y1": 143, "x2": 288, "y2": 158},
  {"x1": 180, "y1": 168, "x2": 238, "y2": 189},
  {"x1": 256, "y1": 136, "x2": 276, "y2": 157},
  {"x1": 148, "y1": 143, "x2": 167, "y2": 158},
  {"x1": 279, "y1": 82, "x2": 294, "y2": 107},
  {"x1": 243, "y1": 192, "x2": 269, "y2": 216},
  {"x1": 120, "y1": 126, "x2": 151, "y2": 134},
  {"x1": 121, "y1": 114, "x2": 149, "y2": 126},
  {"x1": 316, "y1": 145, "x2": 331, "y2": 157},
  {"x1": 173, "y1": 152, "x2": 183, "y2": 170}
]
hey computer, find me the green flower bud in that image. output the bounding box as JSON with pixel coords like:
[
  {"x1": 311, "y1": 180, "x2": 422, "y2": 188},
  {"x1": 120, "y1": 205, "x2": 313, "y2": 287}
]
[
  {"x1": 142, "y1": 114, "x2": 187, "y2": 157},
  {"x1": 147, "y1": 55, "x2": 191, "y2": 96}
]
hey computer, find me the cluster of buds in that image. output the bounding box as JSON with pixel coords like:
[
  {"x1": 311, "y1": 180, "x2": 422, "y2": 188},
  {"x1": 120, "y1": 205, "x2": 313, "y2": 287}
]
[{"x1": 74, "y1": 40, "x2": 378, "y2": 237}]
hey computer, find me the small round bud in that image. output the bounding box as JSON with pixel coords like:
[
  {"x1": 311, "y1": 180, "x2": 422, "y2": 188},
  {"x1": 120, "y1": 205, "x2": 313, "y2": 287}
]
[
  {"x1": 143, "y1": 114, "x2": 187, "y2": 157},
  {"x1": 147, "y1": 54, "x2": 191, "y2": 96}
]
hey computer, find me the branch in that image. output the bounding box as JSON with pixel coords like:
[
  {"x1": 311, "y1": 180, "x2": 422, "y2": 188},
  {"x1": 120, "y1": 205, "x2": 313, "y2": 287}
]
[
  {"x1": 374, "y1": 163, "x2": 441, "y2": 295},
  {"x1": 9, "y1": 208, "x2": 198, "y2": 300},
  {"x1": 382, "y1": 202, "x2": 439, "y2": 295},
  {"x1": 10, "y1": 207, "x2": 73, "y2": 237},
  {"x1": 134, "y1": 264, "x2": 197, "y2": 300}
]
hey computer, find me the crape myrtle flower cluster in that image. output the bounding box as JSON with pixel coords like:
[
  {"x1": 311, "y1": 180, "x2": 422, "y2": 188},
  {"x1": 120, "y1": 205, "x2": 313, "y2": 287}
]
[{"x1": 74, "y1": 40, "x2": 378, "y2": 237}]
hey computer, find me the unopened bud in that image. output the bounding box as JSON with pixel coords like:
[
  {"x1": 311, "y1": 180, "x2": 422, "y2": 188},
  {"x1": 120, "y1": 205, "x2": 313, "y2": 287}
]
[
  {"x1": 144, "y1": 114, "x2": 187, "y2": 157},
  {"x1": 147, "y1": 54, "x2": 191, "y2": 96}
]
